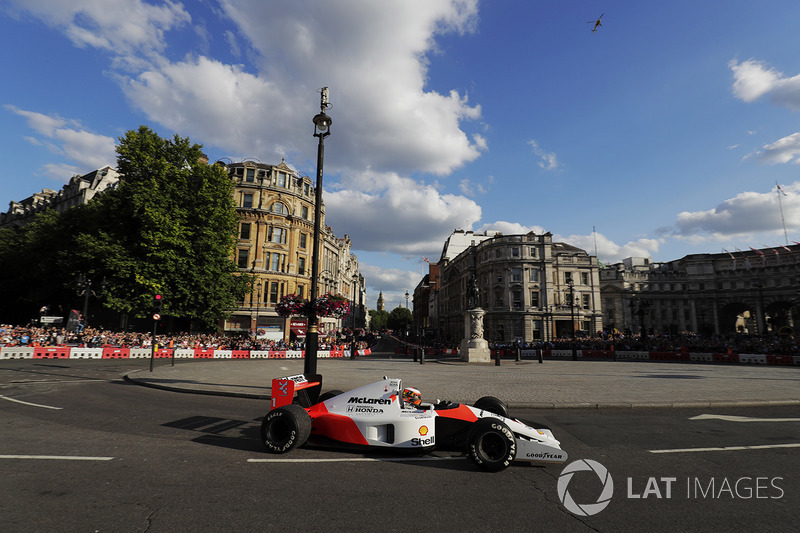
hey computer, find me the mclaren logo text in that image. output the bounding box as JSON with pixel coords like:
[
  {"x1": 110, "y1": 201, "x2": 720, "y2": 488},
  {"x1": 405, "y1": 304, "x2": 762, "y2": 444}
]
[{"x1": 348, "y1": 397, "x2": 392, "y2": 404}]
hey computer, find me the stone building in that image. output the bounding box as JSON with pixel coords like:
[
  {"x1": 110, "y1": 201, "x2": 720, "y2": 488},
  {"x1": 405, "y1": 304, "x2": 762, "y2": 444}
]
[
  {"x1": 0, "y1": 166, "x2": 119, "y2": 229},
  {"x1": 601, "y1": 246, "x2": 800, "y2": 336},
  {"x1": 222, "y1": 160, "x2": 363, "y2": 341},
  {"x1": 436, "y1": 230, "x2": 602, "y2": 344}
]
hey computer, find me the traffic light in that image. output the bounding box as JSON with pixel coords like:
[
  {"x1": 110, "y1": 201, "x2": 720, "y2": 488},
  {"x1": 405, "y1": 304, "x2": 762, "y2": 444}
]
[{"x1": 154, "y1": 294, "x2": 163, "y2": 314}]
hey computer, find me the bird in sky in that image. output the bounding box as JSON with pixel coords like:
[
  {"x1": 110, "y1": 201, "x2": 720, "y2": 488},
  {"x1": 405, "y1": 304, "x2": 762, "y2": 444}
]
[{"x1": 588, "y1": 13, "x2": 603, "y2": 32}]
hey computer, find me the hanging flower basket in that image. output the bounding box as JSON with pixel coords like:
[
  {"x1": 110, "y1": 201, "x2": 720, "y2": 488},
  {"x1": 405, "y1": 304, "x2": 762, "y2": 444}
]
[
  {"x1": 314, "y1": 293, "x2": 350, "y2": 318},
  {"x1": 275, "y1": 294, "x2": 309, "y2": 318},
  {"x1": 275, "y1": 293, "x2": 350, "y2": 319}
]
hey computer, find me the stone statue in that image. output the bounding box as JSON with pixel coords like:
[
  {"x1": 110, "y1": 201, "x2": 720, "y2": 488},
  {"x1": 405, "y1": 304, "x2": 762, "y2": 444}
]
[
  {"x1": 467, "y1": 275, "x2": 480, "y2": 309},
  {"x1": 470, "y1": 313, "x2": 483, "y2": 339}
]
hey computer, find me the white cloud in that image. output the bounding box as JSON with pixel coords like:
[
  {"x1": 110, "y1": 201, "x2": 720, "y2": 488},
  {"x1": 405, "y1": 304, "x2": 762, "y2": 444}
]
[
  {"x1": 528, "y1": 139, "x2": 559, "y2": 171},
  {"x1": 730, "y1": 58, "x2": 800, "y2": 111},
  {"x1": 673, "y1": 184, "x2": 800, "y2": 237},
  {"x1": 753, "y1": 132, "x2": 800, "y2": 165},
  {"x1": 324, "y1": 169, "x2": 482, "y2": 255},
  {"x1": 5, "y1": 106, "x2": 117, "y2": 179},
  {"x1": 5, "y1": 0, "x2": 191, "y2": 60},
  {"x1": 477, "y1": 221, "x2": 547, "y2": 235},
  {"x1": 557, "y1": 232, "x2": 661, "y2": 264}
]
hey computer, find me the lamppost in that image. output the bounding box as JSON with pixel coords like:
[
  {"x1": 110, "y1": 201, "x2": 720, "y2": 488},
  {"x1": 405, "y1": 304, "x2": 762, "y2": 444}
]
[
  {"x1": 75, "y1": 274, "x2": 105, "y2": 330},
  {"x1": 405, "y1": 290, "x2": 409, "y2": 309},
  {"x1": 566, "y1": 279, "x2": 577, "y2": 360},
  {"x1": 304, "y1": 87, "x2": 332, "y2": 377},
  {"x1": 255, "y1": 283, "x2": 262, "y2": 339}
]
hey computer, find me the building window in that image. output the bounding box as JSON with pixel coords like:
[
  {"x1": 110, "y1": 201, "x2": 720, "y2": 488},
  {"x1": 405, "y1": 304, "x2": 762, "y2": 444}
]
[
  {"x1": 513, "y1": 319, "x2": 523, "y2": 338},
  {"x1": 511, "y1": 268, "x2": 522, "y2": 282},
  {"x1": 511, "y1": 247, "x2": 520, "y2": 257},
  {"x1": 582, "y1": 294, "x2": 590, "y2": 309},
  {"x1": 237, "y1": 249, "x2": 249, "y2": 269},
  {"x1": 297, "y1": 285, "x2": 305, "y2": 298},
  {"x1": 530, "y1": 291, "x2": 540, "y2": 307},
  {"x1": 242, "y1": 194, "x2": 253, "y2": 208},
  {"x1": 298, "y1": 257, "x2": 306, "y2": 275},
  {"x1": 299, "y1": 233, "x2": 307, "y2": 249},
  {"x1": 581, "y1": 272, "x2": 589, "y2": 285},
  {"x1": 513, "y1": 290, "x2": 522, "y2": 308},
  {"x1": 496, "y1": 271, "x2": 503, "y2": 283},
  {"x1": 301, "y1": 206, "x2": 309, "y2": 219},
  {"x1": 530, "y1": 269, "x2": 539, "y2": 282},
  {"x1": 565, "y1": 271, "x2": 573, "y2": 284},
  {"x1": 530, "y1": 247, "x2": 537, "y2": 258},
  {"x1": 495, "y1": 290, "x2": 504, "y2": 307},
  {"x1": 495, "y1": 324, "x2": 505, "y2": 342},
  {"x1": 246, "y1": 168, "x2": 255, "y2": 182},
  {"x1": 271, "y1": 253, "x2": 285, "y2": 271},
  {"x1": 271, "y1": 202, "x2": 288, "y2": 215},
  {"x1": 495, "y1": 249, "x2": 501, "y2": 258},
  {"x1": 240, "y1": 223, "x2": 251, "y2": 240},
  {"x1": 270, "y1": 282, "x2": 280, "y2": 303},
  {"x1": 304, "y1": 183, "x2": 310, "y2": 196},
  {"x1": 277, "y1": 172, "x2": 287, "y2": 188},
  {"x1": 269, "y1": 227, "x2": 286, "y2": 244}
]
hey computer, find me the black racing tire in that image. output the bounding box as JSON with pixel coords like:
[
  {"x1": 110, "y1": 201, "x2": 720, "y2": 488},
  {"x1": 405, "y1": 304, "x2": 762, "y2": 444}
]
[
  {"x1": 318, "y1": 390, "x2": 344, "y2": 403},
  {"x1": 467, "y1": 418, "x2": 516, "y2": 472},
  {"x1": 474, "y1": 396, "x2": 509, "y2": 418},
  {"x1": 261, "y1": 404, "x2": 312, "y2": 454}
]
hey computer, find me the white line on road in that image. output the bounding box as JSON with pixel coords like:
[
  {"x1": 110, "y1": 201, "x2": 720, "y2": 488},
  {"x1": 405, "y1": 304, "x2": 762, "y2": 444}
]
[
  {"x1": 690, "y1": 414, "x2": 800, "y2": 423},
  {"x1": 248, "y1": 456, "x2": 465, "y2": 463},
  {"x1": 0, "y1": 455, "x2": 114, "y2": 461},
  {"x1": 0, "y1": 395, "x2": 62, "y2": 410},
  {"x1": 650, "y1": 443, "x2": 800, "y2": 454}
]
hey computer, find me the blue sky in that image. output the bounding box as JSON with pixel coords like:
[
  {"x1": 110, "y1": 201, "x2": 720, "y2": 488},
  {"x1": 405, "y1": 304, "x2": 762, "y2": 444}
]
[{"x1": 2, "y1": 1, "x2": 800, "y2": 311}]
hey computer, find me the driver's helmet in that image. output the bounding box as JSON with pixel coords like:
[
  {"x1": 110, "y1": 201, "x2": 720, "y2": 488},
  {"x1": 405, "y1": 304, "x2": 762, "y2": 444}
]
[{"x1": 402, "y1": 387, "x2": 422, "y2": 407}]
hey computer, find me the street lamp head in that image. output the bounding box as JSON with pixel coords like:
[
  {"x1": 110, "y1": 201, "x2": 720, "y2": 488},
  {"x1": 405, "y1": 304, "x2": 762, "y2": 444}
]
[{"x1": 313, "y1": 112, "x2": 332, "y2": 134}]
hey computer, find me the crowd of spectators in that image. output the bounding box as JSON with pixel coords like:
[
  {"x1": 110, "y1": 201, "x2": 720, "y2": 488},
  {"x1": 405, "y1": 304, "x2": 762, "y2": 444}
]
[{"x1": 0, "y1": 324, "x2": 369, "y2": 352}]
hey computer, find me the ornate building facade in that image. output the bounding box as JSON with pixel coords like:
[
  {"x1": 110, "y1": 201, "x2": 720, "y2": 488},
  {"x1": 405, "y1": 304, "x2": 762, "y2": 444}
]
[
  {"x1": 601, "y1": 247, "x2": 800, "y2": 336},
  {"x1": 436, "y1": 231, "x2": 602, "y2": 344},
  {"x1": 221, "y1": 160, "x2": 364, "y2": 341},
  {"x1": 0, "y1": 166, "x2": 120, "y2": 229}
]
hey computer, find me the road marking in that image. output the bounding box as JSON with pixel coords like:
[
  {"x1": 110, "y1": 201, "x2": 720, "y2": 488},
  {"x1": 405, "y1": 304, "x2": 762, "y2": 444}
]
[
  {"x1": 690, "y1": 414, "x2": 800, "y2": 423},
  {"x1": 650, "y1": 443, "x2": 800, "y2": 454},
  {"x1": 0, "y1": 455, "x2": 114, "y2": 461},
  {"x1": 0, "y1": 395, "x2": 62, "y2": 410},
  {"x1": 248, "y1": 456, "x2": 465, "y2": 463}
]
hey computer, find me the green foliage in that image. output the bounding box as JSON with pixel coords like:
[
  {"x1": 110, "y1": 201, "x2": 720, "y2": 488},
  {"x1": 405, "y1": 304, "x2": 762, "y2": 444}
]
[
  {"x1": 0, "y1": 125, "x2": 250, "y2": 329},
  {"x1": 368, "y1": 309, "x2": 388, "y2": 331},
  {"x1": 387, "y1": 306, "x2": 412, "y2": 331}
]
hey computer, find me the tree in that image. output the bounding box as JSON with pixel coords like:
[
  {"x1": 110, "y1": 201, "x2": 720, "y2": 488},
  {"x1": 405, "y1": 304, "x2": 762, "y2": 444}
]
[
  {"x1": 369, "y1": 309, "x2": 388, "y2": 331},
  {"x1": 90, "y1": 126, "x2": 250, "y2": 329},
  {"x1": 387, "y1": 306, "x2": 412, "y2": 332}
]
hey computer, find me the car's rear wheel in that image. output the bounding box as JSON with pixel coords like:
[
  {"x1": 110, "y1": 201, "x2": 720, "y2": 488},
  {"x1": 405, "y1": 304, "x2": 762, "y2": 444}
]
[
  {"x1": 467, "y1": 418, "x2": 516, "y2": 472},
  {"x1": 318, "y1": 390, "x2": 344, "y2": 403},
  {"x1": 261, "y1": 404, "x2": 312, "y2": 453},
  {"x1": 474, "y1": 396, "x2": 509, "y2": 418}
]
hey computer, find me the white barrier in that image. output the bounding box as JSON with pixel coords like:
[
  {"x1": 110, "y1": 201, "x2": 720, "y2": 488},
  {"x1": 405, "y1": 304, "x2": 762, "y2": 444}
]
[
  {"x1": 249, "y1": 350, "x2": 271, "y2": 359},
  {"x1": 738, "y1": 353, "x2": 767, "y2": 364},
  {"x1": 214, "y1": 350, "x2": 233, "y2": 359},
  {"x1": 69, "y1": 347, "x2": 104, "y2": 359},
  {"x1": 617, "y1": 351, "x2": 649, "y2": 360},
  {"x1": 286, "y1": 350, "x2": 303, "y2": 359},
  {"x1": 174, "y1": 349, "x2": 195, "y2": 359},
  {"x1": 129, "y1": 348, "x2": 151, "y2": 359},
  {"x1": 690, "y1": 353, "x2": 714, "y2": 362},
  {"x1": 0, "y1": 346, "x2": 35, "y2": 359},
  {"x1": 550, "y1": 349, "x2": 574, "y2": 358}
]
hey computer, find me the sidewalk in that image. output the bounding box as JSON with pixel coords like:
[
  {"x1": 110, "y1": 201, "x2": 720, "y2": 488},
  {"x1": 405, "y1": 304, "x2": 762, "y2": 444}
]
[{"x1": 124, "y1": 353, "x2": 800, "y2": 409}]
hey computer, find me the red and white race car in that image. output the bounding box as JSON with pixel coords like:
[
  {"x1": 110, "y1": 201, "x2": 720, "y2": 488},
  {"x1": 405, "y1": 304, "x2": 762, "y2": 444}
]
[{"x1": 260, "y1": 374, "x2": 568, "y2": 471}]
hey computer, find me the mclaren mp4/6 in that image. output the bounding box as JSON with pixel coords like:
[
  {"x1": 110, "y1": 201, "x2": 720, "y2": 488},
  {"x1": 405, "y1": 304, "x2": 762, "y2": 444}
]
[{"x1": 260, "y1": 374, "x2": 568, "y2": 471}]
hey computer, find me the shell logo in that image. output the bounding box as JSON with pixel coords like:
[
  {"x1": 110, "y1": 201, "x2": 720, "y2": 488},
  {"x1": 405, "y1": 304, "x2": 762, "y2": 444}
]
[{"x1": 419, "y1": 426, "x2": 428, "y2": 436}]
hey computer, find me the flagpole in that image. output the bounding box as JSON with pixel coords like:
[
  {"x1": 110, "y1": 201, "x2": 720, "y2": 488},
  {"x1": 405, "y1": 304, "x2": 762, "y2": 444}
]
[{"x1": 777, "y1": 181, "x2": 789, "y2": 245}]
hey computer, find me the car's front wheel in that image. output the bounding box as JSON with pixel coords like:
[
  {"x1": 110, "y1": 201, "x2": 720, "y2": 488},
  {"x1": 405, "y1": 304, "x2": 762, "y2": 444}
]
[
  {"x1": 261, "y1": 404, "x2": 312, "y2": 453},
  {"x1": 473, "y1": 396, "x2": 509, "y2": 418},
  {"x1": 467, "y1": 418, "x2": 516, "y2": 472}
]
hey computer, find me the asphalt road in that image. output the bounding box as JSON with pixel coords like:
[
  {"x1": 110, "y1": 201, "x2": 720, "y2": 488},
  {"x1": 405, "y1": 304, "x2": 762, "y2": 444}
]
[{"x1": 1, "y1": 360, "x2": 798, "y2": 532}]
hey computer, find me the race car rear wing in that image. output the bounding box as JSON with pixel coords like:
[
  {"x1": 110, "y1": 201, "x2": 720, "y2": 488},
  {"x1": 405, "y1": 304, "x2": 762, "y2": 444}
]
[{"x1": 270, "y1": 373, "x2": 323, "y2": 409}]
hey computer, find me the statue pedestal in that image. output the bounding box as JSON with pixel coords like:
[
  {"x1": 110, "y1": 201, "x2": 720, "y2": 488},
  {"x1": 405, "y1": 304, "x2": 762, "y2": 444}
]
[{"x1": 460, "y1": 308, "x2": 491, "y2": 363}]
